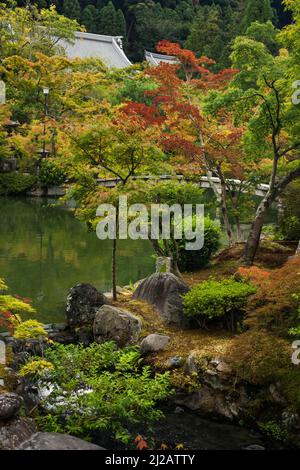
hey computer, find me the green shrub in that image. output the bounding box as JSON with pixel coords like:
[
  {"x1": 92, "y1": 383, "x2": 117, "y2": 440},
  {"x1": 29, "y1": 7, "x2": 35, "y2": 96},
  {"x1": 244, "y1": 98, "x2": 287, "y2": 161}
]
[
  {"x1": 277, "y1": 181, "x2": 300, "y2": 241},
  {"x1": 24, "y1": 342, "x2": 172, "y2": 444},
  {"x1": 141, "y1": 181, "x2": 220, "y2": 272},
  {"x1": 0, "y1": 172, "x2": 36, "y2": 195},
  {"x1": 183, "y1": 278, "x2": 256, "y2": 331},
  {"x1": 175, "y1": 216, "x2": 221, "y2": 272},
  {"x1": 39, "y1": 159, "x2": 66, "y2": 187},
  {"x1": 258, "y1": 421, "x2": 288, "y2": 442}
]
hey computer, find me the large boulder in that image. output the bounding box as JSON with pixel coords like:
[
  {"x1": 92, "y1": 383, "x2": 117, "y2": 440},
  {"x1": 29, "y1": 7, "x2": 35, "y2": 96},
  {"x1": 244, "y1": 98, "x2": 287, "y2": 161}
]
[
  {"x1": 133, "y1": 273, "x2": 190, "y2": 327},
  {"x1": 0, "y1": 418, "x2": 36, "y2": 450},
  {"x1": 66, "y1": 284, "x2": 107, "y2": 331},
  {"x1": 18, "y1": 432, "x2": 105, "y2": 450},
  {"x1": 174, "y1": 387, "x2": 240, "y2": 421},
  {"x1": 0, "y1": 393, "x2": 23, "y2": 420},
  {"x1": 93, "y1": 305, "x2": 141, "y2": 347},
  {"x1": 140, "y1": 334, "x2": 170, "y2": 355}
]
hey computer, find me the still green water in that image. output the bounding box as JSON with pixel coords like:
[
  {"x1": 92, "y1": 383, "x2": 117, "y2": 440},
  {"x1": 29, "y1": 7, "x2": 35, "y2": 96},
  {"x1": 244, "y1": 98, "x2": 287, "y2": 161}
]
[
  {"x1": 0, "y1": 197, "x2": 155, "y2": 323},
  {"x1": 0, "y1": 195, "x2": 277, "y2": 324}
]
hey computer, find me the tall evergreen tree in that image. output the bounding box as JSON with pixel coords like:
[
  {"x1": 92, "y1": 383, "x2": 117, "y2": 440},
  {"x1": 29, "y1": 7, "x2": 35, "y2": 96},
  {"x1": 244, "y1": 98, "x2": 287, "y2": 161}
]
[
  {"x1": 62, "y1": 0, "x2": 81, "y2": 21},
  {"x1": 97, "y1": 2, "x2": 126, "y2": 36},
  {"x1": 115, "y1": 9, "x2": 126, "y2": 37},
  {"x1": 81, "y1": 5, "x2": 98, "y2": 33},
  {"x1": 185, "y1": 5, "x2": 225, "y2": 66},
  {"x1": 241, "y1": 0, "x2": 274, "y2": 31},
  {"x1": 96, "y1": 2, "x2": 116, "y2": 35}
]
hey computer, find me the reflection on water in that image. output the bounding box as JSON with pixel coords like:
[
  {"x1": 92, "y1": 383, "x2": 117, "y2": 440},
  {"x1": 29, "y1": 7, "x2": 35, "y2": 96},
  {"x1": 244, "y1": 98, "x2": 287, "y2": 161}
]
[{"x1": 0, "y1": 197, "x2": 155, "y2": 323}]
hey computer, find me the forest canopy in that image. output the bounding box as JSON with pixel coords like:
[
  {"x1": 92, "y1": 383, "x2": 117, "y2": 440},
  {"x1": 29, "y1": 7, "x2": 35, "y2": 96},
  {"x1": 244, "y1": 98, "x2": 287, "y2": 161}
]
[{"x1": 8, "y1": 0, "x2": 291, "y2": 61}]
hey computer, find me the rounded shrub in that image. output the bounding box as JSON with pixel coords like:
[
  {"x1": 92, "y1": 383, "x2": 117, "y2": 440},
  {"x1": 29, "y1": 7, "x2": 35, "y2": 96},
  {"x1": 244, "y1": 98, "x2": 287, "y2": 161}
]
[
  {"x1": 175, "y1": 216, "x2": 221, "y2": 272},
  {"x1": 39, "y1": 159, "x2": 66, "y2": 187},
  {"x1": 183, "y1": 278, "x2": 256, "y2": 331},
  {"x1": 277, "y1": 181, "x2": 300, "y2": 241},
  {"x1": 0, "y1": 172, "x2": 36, "y2": 195}
]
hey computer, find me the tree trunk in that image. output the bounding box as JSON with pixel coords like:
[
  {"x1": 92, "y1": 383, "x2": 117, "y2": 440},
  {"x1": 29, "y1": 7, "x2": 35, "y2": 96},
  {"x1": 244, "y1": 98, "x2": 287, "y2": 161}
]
[
  {"x1": 112, "y1": 207, "x2": 119, "y2": 301},
  {"x1": 112, "y1": 238, "x2": 117, "y2": 301},
  {"x1": 243, "y1": 193, "x2": 274, "y2": 266},
  {"x1": 296, "y1": 240, "x2": 300, "y2": 256},
  {"x1": 217, "y1": 169, "x2": 235, "y2": 246},
  {"x1": 243, "y1": 162, "x2": 300, "y2": 265},
  {"x1": 235, "y1": 217, "x2": 242, "y2": 243}
]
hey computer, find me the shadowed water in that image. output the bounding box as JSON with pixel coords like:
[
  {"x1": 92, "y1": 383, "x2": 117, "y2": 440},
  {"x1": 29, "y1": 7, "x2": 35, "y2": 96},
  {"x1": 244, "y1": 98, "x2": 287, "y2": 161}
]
[{"x1": 0, "y1": 197, "x2": 155, "y2": 323}]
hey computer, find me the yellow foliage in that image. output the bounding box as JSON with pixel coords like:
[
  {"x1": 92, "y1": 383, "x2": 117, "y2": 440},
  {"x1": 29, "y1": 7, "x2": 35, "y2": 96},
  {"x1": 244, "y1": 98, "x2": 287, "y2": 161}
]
[
  {"x1": 13, "y1": 320, "x2": 48, "y2": 340},
  {"x1": 0, "y1": 279, "x2": 8, "y2": 292},
  {"x1": 19, "y1": 359, "x2": 54, "y2": 377}
]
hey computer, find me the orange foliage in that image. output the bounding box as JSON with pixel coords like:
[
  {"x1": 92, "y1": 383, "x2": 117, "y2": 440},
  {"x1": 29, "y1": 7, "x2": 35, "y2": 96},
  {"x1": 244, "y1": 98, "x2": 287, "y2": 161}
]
[
  {"x1": 156, "y1": 40, "x2": 238, "y2": 89},
  {"x1": 237, "y1": 266, "x2": 270, "y2": 287},
  {"x1": 156, "y1": 40, "x2": 212, "y2": 78},
  {"x1": 0, "y1": 311, "x2": 13, "y2": 333},
  {"x1": 245, "y1": 257, "x2": 300, "y2": 331},
  {"x1": 134, "y1": 434, "x2": 149, "y2": 451},
  {"x1": 121, "y1": 102, "x2": 165, "y2": 127}
]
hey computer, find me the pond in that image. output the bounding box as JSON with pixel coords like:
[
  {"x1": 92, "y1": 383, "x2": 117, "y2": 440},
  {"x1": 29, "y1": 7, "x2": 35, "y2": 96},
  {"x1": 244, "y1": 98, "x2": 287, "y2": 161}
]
[
  {"x1": 0, "y1": 197, "x2": 155, "y2": 323},
  {"x1": 0, "y1": 195, "x2": 277, "y2": 324}
]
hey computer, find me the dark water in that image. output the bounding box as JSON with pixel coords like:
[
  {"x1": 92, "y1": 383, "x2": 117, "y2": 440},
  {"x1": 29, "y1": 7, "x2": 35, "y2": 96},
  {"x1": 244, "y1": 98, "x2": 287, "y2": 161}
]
[
  {"x1": 0, "y1": 197, "x2": 155, "y2": 323},
  {"x1": 0, "y1": 195, "x2": 277, "y2": 324}
]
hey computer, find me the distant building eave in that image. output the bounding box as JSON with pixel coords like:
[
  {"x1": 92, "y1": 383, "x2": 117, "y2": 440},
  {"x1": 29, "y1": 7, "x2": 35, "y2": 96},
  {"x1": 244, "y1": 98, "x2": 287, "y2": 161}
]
[
  {"x1": 145, "y1": 50, "x2": 178, "y2": 66},
  {"x1": 61, "y1": 31, "x2": 132, "y2": 69}
]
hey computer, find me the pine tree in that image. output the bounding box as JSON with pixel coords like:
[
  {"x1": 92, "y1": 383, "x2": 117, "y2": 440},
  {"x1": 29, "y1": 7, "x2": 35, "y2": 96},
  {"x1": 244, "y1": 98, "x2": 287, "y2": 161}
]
[
  {"x1": 185, "y1": 5, "x2": 225, "y2": 65},
  {"x1": 97, "y1": 2, "x2": 118, "y2": 35},
  {"x1": 241, "y1": 0, "x2": 274, "y2": 32},
  {"x1": 115, "y1": 9, "x2": 126, "y2": 37},
  {"x1": 62, "y1": 0, "x2": 81, "y2": 21},
  {"x1": 81, "y1": 5, "x2": 98, "y2": 33}
]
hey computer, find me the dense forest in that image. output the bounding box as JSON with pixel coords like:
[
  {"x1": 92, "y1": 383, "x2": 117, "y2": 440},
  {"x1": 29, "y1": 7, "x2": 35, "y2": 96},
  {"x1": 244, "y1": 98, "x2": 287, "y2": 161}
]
[{"x1": 11, "y1": 0, "x2": 291, "y2": 61}]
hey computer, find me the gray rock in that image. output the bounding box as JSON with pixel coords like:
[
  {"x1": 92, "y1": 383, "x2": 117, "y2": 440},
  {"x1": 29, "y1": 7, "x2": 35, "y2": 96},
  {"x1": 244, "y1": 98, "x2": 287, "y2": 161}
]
[
  {"x1": 166, "y1": 356, "x2": 184, "y2": 369},
  {"x1": 269, "y1": 383, "x2": 286, "y2": 404},
  {"x1": 184, "y1": 352, "x2": 199, "y2": 375},
  {"x1": 174, "y1": 406, "x2": 185, "y2": 414},
  {"x1": 282, "y1": 410, "x2": 300, "y2": 431},
  {"x1": 66, "y1": 284, "x2": 107, "y2": 330},
  {"x1": 244, "y1": 445, "x2": 265, "y2": 451},
  {"x1": 133, "y1": 273, "x2": 190, "y2": 327},
  {"x1": 0, "y1": 393, "x2": 23, "y2": 420},
  {"x1": 104, "y1": 287, "x2": 123, "y2": 298},
  {"x1": 103, "y1": 292, "x2": 113, "y2": 300},
  {"x1": 216, "y1": 362, "x2": 232, "y2": 375},
  {"x1": 140, "y1": 334, "x2": 170, "y2": 355},
  {"x1": 0, "y1": 418, "x2": 36, "y2": 450},
  {"x1": 210, "y1": 358, "x2": 221, "y2": 367},
  {"x1": 175, "y1": 387, "x2": 239, "y2": 421},
  {"x1": 93, "y1": 305, "x2": 141, "y2": 347},
  {"x1": 18, "y1": 432, "x2": 105, "y2": 450}
]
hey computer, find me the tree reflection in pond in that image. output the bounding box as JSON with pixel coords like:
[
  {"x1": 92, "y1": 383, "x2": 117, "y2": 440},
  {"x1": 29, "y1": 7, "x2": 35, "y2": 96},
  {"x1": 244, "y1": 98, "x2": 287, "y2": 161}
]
[{"x1": 0, "y1": 197, "x2": 155, "y2": 323}]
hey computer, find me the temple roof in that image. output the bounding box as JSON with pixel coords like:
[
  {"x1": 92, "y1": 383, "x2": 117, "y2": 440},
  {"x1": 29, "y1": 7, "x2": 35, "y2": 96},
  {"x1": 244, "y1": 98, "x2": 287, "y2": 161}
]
[
  {"x1": 61, "y1": 32, "x2": 132, "y2": 69},
  {"x1": 145, "y1": 50, "x2": 178, "y2": 66}
]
